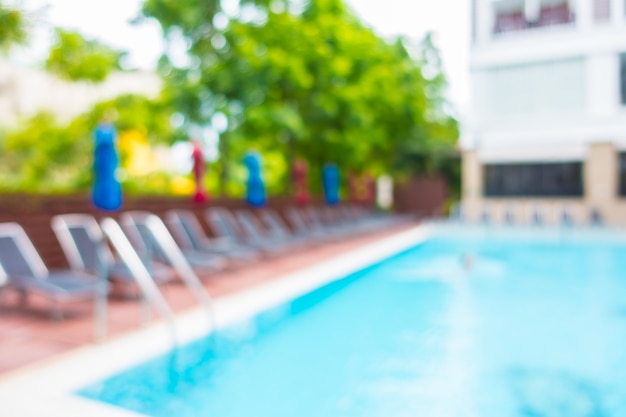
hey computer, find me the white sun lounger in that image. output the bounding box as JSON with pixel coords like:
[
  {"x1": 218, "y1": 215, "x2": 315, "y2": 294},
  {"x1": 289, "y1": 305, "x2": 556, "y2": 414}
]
[
  {"x1": 52, "y1": 214, "x2": 175, "y2": 293},
  {"x1": 122, "y1": 211, "x2": 227, "y2": 273},
  {"x1": 166, "y1": 209, "x2": 259, "y2": 263},
  {"x1": 0, "y1": 222, "x2": 100, "y2": 320}
]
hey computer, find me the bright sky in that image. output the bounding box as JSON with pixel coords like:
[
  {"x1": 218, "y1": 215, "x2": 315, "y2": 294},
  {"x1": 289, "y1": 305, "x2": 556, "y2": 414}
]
[{"x1": 19, "y1": 0, "x2": 470, "y2": 114}]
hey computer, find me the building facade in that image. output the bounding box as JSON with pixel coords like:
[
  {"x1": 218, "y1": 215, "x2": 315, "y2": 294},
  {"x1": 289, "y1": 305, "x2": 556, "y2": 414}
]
[
  {"x1": 464, "y1": 0, "x2": 626, "y2": 224},
  {"x1": 0, "y1": 60, "x2": 162, "y2": 127}
]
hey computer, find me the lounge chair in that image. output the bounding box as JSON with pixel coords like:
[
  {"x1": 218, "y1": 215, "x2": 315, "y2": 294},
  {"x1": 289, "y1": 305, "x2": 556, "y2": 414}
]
[
  {"x1": 234, "y1": 210, "x2": 301, "y2": 252},
  {"x1": 121, "y1": 211, "x2": 227, "y2": 273},
  {"x1": 52, "y1": 214, "x2": 175, "y2": 294},
  {"x1": 206, "y1": 208, "x2": 246, "y2": 241},
  {"x1": 284, "y1": 207, "x2": 338, "y2": 241},
  {"x1": 0, "y1": 222, "x2": 100, "y2": 320},
  {"x1": 206, "y1": 208, "x2": 285, "y2": 255},
  {"x1": 590, "y1": 208, "x2": 603, "y2": 226},
  {"x1": 560, "y1": 206, "x2": 574, "y2": 226},
  {"x1": 530, "y1": 205, "x2": 544, "y2": 226},
  {"x1": 503, "y1": 206, "x2": 515, "y2": 225},
  {"x1": 166, "y1": 209, "x2": 259, "y2": 263},
  {"x1": 259, "y1": 209, "x2": 322, "y2": 245},
  {"x1": 337, "y1": 205, "x2": 396, "y2": 232},
  {"x1": 480, "y1": 206, "x2": 491, "y2": 224},
  {"x1": 305, "y1": 206, "x2": 357, "y2": 237}
]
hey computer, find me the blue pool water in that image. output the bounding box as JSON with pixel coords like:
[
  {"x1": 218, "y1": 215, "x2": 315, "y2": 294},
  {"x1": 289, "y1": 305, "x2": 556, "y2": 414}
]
[{"x1": 80, "y1": 234, "x2": 626, "y2": 416}]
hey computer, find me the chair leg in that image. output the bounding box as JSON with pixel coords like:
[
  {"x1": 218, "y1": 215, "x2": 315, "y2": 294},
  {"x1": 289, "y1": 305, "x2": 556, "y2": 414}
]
[
  {"x1": 51, "y1": 300, "x2": 63, "y2": 322},
  {"x1": 18, "y1": 290, "x2": 28, "y2": 307}
]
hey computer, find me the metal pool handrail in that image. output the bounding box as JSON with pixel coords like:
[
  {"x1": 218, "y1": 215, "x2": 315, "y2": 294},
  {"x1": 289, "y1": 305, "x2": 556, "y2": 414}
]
[
  {"x1": 145, "y1": 214, "x2": 214, "y2": 324},
  {"x1": 101, "y1": 217, "x2": 178, "y2": 346},
  {"x1": 121, "y1": 212, "x2": 215, "y2": 330}
]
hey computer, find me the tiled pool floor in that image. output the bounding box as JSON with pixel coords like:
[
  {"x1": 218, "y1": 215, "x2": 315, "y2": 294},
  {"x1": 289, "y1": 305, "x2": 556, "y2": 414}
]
[{"x1": 0, "y1": 223, "x2": 415, "y2": 376}]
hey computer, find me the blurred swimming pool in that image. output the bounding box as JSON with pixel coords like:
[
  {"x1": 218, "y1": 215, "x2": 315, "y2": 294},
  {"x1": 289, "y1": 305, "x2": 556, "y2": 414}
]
[{"x1": 79, "y1": 234, "x2": 626, "y2": 417}]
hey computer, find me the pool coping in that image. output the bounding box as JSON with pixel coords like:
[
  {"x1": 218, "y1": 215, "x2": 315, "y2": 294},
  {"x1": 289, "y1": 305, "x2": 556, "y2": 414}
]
[{"x1": 0, "y1": 224, "x2": 432, "y2": 417}]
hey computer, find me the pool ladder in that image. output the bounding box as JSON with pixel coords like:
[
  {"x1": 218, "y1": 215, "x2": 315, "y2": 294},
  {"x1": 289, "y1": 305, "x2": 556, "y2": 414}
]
[{"x1": 100, "y1": 217, "x2": 215, "y2": 347}]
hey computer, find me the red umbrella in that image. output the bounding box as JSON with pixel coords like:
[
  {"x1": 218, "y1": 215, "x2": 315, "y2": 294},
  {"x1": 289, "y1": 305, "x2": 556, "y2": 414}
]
[
  {"x1": 191, "y1": 140, "x2": 208, "y2": 204},
  {"x1": 293, "y1": 159, "x2": 310, "y2": 206}
]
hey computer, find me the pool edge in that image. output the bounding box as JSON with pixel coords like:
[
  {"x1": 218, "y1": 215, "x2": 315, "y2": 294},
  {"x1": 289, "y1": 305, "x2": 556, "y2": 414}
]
[{"x1": 0, "y1": 224, "x2": 432, "y2": 417}]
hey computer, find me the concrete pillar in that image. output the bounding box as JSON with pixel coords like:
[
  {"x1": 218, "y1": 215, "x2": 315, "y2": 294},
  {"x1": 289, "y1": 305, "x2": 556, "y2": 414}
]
[
  {"x1": 585, "y1": 142, "x2": 618, "y2": 222},
  {"x1": 476, "y1": 0, "x2": 494, "y2": 44},
  {"x1": 574, "y1": 0, "x2": 593, "y2": 29},
  {"x1": 462, "y1": 150, "x2": 483, "y2": 219},
  {"x1": 611, "y1": 0, "x2": 625, "y2": 24}
]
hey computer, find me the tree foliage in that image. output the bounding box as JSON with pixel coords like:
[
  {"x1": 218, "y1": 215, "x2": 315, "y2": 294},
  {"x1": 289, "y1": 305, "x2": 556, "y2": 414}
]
[
  {"x1": 142, "y1": 0, "x2": 459, "y2": 194},
  {"x1": 0, "y1": 2, "x2": 28, "y2": 52},
  {"x1": 45, "y1": 28, "x2": 125, "y2": 82},
  {"x1": 0, "y1": 94, "x2": 178, "y2": 193}
]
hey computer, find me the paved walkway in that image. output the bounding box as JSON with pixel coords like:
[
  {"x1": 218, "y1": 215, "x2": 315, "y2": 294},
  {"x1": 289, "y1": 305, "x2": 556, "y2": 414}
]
[{"x1": 0, "y1": 224, "x2": 415, "y2": 374}]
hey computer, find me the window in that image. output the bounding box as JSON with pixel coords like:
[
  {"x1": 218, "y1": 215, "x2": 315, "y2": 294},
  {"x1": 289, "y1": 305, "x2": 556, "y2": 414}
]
[
  {"x1": 492, "y1": 1, "x2": 574, "y2": 34},
  {"x1": 621, "y1": 54, "x2": 626, "y2": 105},
  {"x1": 477, "y1": 58, "x2": 585, "y2": 121},
  {"x1": 620, "y1": 153, "x2": 626, "y2": 197},
  {"x1": 594, "y1": 0, "x2": 611, "y2": 21},
  {"x1": 484, "y1": 162, "x2": 584, "y2": 197}
]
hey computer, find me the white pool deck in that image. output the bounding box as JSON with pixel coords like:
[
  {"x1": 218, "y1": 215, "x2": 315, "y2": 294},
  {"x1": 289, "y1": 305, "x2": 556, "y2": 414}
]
[{"x1": 0, "y1": 224, "x2": 432, "y2": 417}]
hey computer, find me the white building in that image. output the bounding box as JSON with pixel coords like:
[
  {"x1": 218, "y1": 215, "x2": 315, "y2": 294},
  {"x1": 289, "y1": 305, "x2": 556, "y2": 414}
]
[
  {"x1": 464, "y1": 0, "x2": 626, "y2": 224},
  {"x1": 0, "y1": 59, "x2": 162, "y2": 127}
]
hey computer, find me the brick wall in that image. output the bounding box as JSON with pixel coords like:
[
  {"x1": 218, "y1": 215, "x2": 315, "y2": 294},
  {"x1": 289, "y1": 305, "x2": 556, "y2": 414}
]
[
  {"x1": 0, "y1": 194, "x2": 299, "y2": 268},
  {"x1": 393, "y1": 176, "x2": 448, "y2": 218}
]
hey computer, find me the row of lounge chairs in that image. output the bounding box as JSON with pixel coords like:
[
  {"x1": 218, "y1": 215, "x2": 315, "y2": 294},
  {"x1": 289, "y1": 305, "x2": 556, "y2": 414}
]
[
  {"x1": 450, "y1": 203, "x2": 604, "y2": 227},
  {"x1": 0, "y1": 205, "x2": 406, "y2": 322}
]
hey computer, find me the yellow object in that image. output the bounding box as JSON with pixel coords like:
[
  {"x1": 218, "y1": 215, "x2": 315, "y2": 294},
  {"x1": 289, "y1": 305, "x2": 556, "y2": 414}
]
[
  {"x1": 171, "y1": 176, "x2": 195, "y2": 195},
  {"x1": 118, "y1": 130, "x2": 159, "y2": 176}
]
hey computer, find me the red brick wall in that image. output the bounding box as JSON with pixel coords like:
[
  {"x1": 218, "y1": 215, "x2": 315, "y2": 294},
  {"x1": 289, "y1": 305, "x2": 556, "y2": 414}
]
[
  {"x1": 393, "y1": 176, "x2": 448, "y2": 218},
  {"x1": 0, "y1": 194, "x2": 300, "y2": 268}
]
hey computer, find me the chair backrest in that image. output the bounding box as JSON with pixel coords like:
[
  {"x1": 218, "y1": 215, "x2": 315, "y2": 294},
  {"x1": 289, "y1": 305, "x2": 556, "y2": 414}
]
[
  {"x1": 206, "y1": 208, "x2": 242, "y2": 240},
  {"x1": 260, "y1": 210, "x2": 290, "y2": 238},
  {"x1": 0, "y1": 223, "x2": 48, "y2": 280},
  {"x1": 121, "y1": 211, "x2": 169, "y2": 264},
  {"x1": 235, "y1": 211, "x2": 266, "y2": 240},
  {"x1": 285, "y1": 207, "x2": 310, "y2": 234},
  {"x1": 166, "y1": 210, "x2": 204, "y2": 251},
  {"x1": 319, "y1": 206, "x2": 337, "y2": 224},
  {"x1": 52, "y1": 214, "x2": 106, "y2": 273},
  {"x1": 338, "y1": 206, "x2": 355, "y2": 222},
  {"x1": 0, "y1": 262, "x2": 7, "y2": 287},
  {"x1": 305, "y1": 207, "x2": 325, "y2": 228},
  {"x1": 350, "y1": 205, "x2": 367, "y2": 220}
]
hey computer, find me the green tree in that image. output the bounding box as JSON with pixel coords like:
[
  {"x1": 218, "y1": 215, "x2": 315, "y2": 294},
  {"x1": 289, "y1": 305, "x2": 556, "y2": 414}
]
[
  {"x1": 0, "y1": 94, "x2": 178, "y2": 193},
  {"x1": 45, "y1": 28, "x2": 125, "y2": 82},
  {"x1": 0, "y1": 2, "x2": 28, "y2": 52},
  {"x1": 143, "y1": 0, "x2": 458, "y2": 195}
]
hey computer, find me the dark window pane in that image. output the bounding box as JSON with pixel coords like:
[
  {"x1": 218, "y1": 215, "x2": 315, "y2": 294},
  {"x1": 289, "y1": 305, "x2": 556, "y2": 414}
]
[
  {"x1": 621, "y1": 54, "x2": 626, "y2": 105},
  {"x1": 483, "y1": 162, "x2": 583, "y2": 197},
  {"x1": 620, "y1": 152, "x2": 626, "y2": 196}
]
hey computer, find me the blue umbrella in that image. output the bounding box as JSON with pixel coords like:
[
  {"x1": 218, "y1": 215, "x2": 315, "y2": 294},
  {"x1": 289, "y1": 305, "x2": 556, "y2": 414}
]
[
  {"x1": 322, "y1": 163, "x2": 340, "y2": 205},
  {"x1": 92, "y1": 122, "x2": 122, "y2": 211},
  {"x1": 244, "y1": 151, "x2": 266, "y2": 207}
]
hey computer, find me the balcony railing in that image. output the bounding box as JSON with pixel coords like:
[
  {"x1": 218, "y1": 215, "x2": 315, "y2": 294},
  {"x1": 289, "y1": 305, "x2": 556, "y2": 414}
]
[{"x1": 493, "y1": 3, "x2": 575, "y2": 34}]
